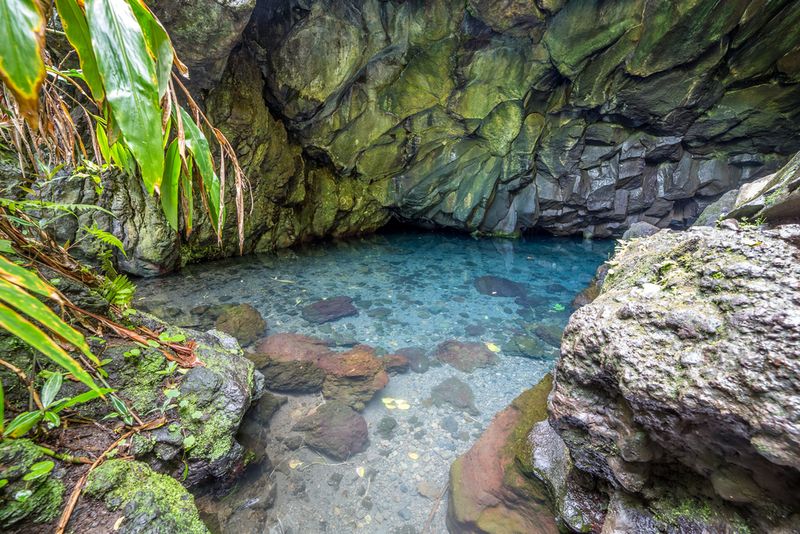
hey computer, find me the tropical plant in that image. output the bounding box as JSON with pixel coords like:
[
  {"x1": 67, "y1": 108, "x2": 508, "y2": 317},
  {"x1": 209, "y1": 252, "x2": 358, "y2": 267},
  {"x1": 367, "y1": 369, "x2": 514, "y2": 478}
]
[
  {"x1": 1, "y1": 372, "x2": 112, "y2": 438},
  {"x1": 0, "y1": 0, "x2": 247, "y2": 248}
]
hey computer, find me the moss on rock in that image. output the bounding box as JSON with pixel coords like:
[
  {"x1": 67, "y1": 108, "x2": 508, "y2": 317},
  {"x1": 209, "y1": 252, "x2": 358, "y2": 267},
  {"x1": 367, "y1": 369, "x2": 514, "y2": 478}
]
[
  {"x1": 0, "y1": 439, "x2": 65, "y2": 529},
  {"x1": 85, "y1": 460, "x2": 209, "y2": 534}
]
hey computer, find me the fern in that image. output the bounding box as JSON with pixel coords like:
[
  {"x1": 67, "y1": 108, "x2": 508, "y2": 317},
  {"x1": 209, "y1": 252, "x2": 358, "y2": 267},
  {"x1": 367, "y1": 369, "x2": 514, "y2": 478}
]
[
  {"x1": 100, "y1": 274, "x2": 136, "y2": 307},
  {"x1": 81, "y1": 225, "x2": 127, "y2": 258}
]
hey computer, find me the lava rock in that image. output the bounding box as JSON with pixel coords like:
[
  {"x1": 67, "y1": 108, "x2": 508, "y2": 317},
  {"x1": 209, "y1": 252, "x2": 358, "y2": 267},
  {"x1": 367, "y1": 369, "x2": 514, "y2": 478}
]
[
  {"x1": 249, "y1": 333, "x2": 332, "y2": 392},
  {"x1": 395, "y1": 347, "x2": 430, "y2": 373},
  {"x1": 301, "y1": 296, "x2": 358, "y2": 324},
  {"x1": 380, "y1": 353, "x2": 411, "y2": 375},
  {"x1": 318, "y1": 345, "x2": 389, "y2": 410},
  {"x1": 435, "y1": 340, "x2": 498, "y2": 373},
  {"x1": 293, "y1": 401, "x2": 369, "y2": 460}
]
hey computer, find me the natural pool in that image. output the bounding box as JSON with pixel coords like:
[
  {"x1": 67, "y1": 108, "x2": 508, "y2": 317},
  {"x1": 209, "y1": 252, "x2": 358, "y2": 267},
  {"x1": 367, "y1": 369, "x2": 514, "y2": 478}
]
[{"x1": 135, "y1": 231, "x2": 613, "y2": 533}]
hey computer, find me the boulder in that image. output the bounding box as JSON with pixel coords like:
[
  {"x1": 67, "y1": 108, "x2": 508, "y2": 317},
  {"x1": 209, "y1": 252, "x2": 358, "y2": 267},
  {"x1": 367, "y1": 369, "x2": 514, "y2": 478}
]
[
  {"x1": 447, "y1": 375, "x2": 557, "y2": 534},
  {"x1": 621, "y1": 221, "x2": 659, "y2": 239},
  {"x1": 318, "y1": 345, "x2": 389, "y2": 410},
  {"x1": 249, "y1": 333, "x2": 332, "y2": 392},
  {"x1": 436, "y1": 340, "x2": 498, "y2": 373},
  {"x1": 380, "y1": 353, "x2": 410, "y2": 375},
  {"x1": 548, "y1": 224, "x2": 800, "y2": 531},
  {"x1": 301, "y1": 296, "x2": 358, "y2": 324},
  {"x1": 293, "y1": 401, "x2": 369, "y2": 460},
  {"x1": 214, "y1": 303, "x2": 266, "y2": 346},
  {"x1": 395, "y1": 346, "x2": 430, "y2": 373}
]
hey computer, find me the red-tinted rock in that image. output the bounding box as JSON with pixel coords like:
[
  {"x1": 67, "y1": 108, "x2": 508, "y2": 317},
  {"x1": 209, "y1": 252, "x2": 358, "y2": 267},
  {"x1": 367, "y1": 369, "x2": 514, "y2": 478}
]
[
  {"x1": 447, "y1": 375, "x2": 557, "y2": 534},
  {"x1": 292, "y1": 401, "x2": 368, "y2": 460},
  {"x1": 436, "y1": 340, "x2": 498, "y2": 373},
  {"x1": 318, "y1": 346, "x2": 389, "y2": 410},
  {"x1": 248, "y1": 333, "x2": 333, "y2": 392},
  {"x1": 301, "y1": 296, "x2": 358, "y2": 324}
]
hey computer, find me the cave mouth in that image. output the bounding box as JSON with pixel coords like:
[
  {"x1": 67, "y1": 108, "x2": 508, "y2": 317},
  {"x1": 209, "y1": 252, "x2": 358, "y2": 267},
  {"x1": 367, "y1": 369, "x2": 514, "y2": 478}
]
[{"x1": 135, "y1": 230, "x2": 612, "y2": 531}]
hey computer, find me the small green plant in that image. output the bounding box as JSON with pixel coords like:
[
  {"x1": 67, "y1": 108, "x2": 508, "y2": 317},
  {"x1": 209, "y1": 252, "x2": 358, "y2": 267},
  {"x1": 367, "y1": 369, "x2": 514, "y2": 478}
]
[
  {"x1": 1, "y1": 373, "x2": 112, "y2": 438},
  {"x1": 737, "y1": 216, "x2": 766, "y2": 229},
  {"x1": 550, "y1": 303, "x2": 566, "y2": 312}
]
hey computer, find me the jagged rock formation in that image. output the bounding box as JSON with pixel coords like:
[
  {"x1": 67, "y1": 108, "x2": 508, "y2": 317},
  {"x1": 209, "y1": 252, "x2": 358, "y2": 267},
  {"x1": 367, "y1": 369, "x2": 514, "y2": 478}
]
[
  {"x1": 242, "y1": 0, "x2": 800, "y2": 237},
  {"x1": 37, "y1": 0, "x2": 800, "y2": 274}
]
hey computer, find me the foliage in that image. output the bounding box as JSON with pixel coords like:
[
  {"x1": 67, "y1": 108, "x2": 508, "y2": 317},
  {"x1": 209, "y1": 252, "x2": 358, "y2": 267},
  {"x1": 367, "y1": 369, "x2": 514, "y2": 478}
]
[
  {"x1": 0, "y1": 0, "x2": 248, "y2": 246},
  {"x1": 1, "y1": 373, "x2": 112, "y2": 438},
  {"x1": 0, "y1": 254, "x2": 102, "y2": 394}
]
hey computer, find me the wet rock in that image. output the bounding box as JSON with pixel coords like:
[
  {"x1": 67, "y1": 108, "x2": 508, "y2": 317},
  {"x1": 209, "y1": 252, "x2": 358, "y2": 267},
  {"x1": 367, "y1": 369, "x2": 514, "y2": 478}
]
[
  {"x1": 447, "y1": 375, "x2": 557, "y2": 534},
  {"x1": 0, "y1": 439, "x2": 64, "y2": 529},
  {"x1": 377, "y1": 416, "x2": 398, "y2": 439},
  {"x1": 502, "y1": 335, "x2": 552, "y2": 359},
  {"x1": 435, "y1": 340, "x2": 497, "y2": 373},
  {"x1": 293, "y1": 401, "x2": 369, "y2": 461},
  {"x1": 249, "y1": 333, "x2": 331, "y2": 392},
  {"x1": 301, "y1": 296, "x2": 358, "y2": 324},
  {"x1": 441, "y1": 416, "x2": 460, "y2": 438},
  {"x1": 474, "y1": 275, "x2": 529, "y2": 298},
  {"x1": 214, "y1": 303, "x2": 266, "y2": 346},
  {"x1": 549, "y1": 225, "x2": 800, "y2": 531},
  {"x1": 83, "y1": 460, "x2": 208, "y2": 534},
  {"x1": 533, "y1": 323, "x2": 562, "y2": 348},
  {"x1": 380, "y1": 353, "x2": 410, "y2": 375},
  {"x1": 318, "y1": 345, "x2": 389, "y2": 410},
  {"x1": 464, "y1": 324, "x2": 486, "y2": 337},
  {"x1": 621, "y1": 221, "x2": 660, "y2": 240},
  {"x1": 430, "y1": 377, "x2": 479, "y2": 416},
  {"x1": 395, "y1": 347, "x2": 430, "y2": 373},
  {"x1": 572, "y1": 264, "x2": 610, "y2": 309}
]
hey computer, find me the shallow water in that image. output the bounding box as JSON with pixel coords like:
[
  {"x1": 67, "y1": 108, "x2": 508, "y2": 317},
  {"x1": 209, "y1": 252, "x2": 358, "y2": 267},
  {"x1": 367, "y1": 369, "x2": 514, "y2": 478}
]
[{"x1": 136, "y1": 231, "x2": 613, "y2": 533}]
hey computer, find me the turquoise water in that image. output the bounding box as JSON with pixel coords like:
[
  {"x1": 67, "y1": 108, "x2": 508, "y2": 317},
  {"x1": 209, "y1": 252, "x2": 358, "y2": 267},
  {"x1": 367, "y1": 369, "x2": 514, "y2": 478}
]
[{"x1": 135, "y1": 231, "x2": 613, "y2": 533}]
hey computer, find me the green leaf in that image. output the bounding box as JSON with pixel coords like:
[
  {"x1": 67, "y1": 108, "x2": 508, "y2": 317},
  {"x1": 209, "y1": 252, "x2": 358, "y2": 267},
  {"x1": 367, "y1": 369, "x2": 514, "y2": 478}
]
[
  {"x1": 0, "y1": 379, "x2": 4, "y2": 433},
  {"x1": 182, "y1": 434, "x2": 196, "y2": 450},
  {"x1": 0, "y1": 302, "x2": 102, "y2": 395},
  {"x1": 179, "y1": 107, "x2": 222, "y2": 231},
  {"x1": 55, "y1": 0, "x2": 105, "y2": 101},
  {"x1": 0, "y1": 255, "x2": 58, "y2": 298},
  {"x1": 0, "y1": 240, "x2": 13, "y2": 254},
  {"x1": 0, "y1": 277, "x2": 99, "y2": 365},
  {"x1": 50, "y1": 387, "x2": 113, "y2": 413},
  {"x1": 182, "y1": 156, "x2": 194, "y2": 233},
  {"x1": 43, "y1": 411, "x2": 61, "y2": 429},
  {"x1": 161, "y1": 139, "x2": 181, "y2": 230},
  {"x1": 40, "y1": 373, "x2": 63, "y2": 408},
  {"x1": 110, "y1": 395, "x2": 134, "y2": 425},
  {"x1": 81, "y1": 224, "x2": 127, "y2": 257},
  {"x1": 0, "y1": 0, "x2": 45, "y2": 119},
  {"x1": 128, "y1": 0, "x2": 173, "y2": 99},
  {"x1": 86, "y1": 0, "x2": 164, "y2": 194},
  {"x1": 4, "y1": 411, "x2": 43, "y2": 438},
  {"x1": 0, "y1": 479, "x2": 7, "y2": 489},
  {"x1": 22, "y1": 460, "x2": 54, "y2": 481}
]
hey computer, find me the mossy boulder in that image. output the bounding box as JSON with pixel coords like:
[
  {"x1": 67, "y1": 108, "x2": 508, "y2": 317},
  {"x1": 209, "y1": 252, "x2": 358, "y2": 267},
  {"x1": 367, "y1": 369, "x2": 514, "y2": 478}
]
[
  {"x1": 0, "y1": 439, "x2": 64, "y2": 529},
  {"x1": 214, "y1": 303, "x2": 267, "y2": 347},
  {"x1": 84, "y1": 460, "x2": 208, "y2": 534}
]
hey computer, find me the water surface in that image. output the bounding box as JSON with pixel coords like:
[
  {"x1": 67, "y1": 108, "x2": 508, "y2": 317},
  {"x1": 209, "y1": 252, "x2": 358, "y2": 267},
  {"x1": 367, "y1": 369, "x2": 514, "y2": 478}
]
[{"x1": 136, "y1": 231, "x2": 613, "y2": 533}]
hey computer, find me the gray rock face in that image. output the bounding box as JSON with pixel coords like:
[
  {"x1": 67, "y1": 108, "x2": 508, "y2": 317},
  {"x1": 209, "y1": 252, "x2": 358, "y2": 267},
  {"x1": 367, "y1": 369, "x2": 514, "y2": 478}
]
[{"x1": 546, "y1": 225, "x2": 800, "y2": 531}]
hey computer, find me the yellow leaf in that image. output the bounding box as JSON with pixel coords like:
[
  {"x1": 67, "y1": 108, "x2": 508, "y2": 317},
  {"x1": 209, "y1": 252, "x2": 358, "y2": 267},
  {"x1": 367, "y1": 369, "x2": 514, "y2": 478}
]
[
  {"x1": 356, "y1": 466, "x2": 365, "y2": 478},
  {"x1": 396, "y1": 400, "x2": 410, "y2": 410},
  {"x1": 408, "y1": 452, "x2": 419, "y2": 460},
  {"x1": 288, "y1": 459, "x2": 303, "y2": 469},
  {"x1": 485, "y1": 342, "x2": 501, "y2": 353}
]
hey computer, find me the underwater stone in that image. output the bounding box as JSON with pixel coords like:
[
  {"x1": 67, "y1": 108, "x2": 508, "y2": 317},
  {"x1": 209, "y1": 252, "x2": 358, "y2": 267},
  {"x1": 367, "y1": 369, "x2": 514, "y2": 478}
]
[
  {"x1": 318, "y1": 345, "x2": 389, "y2": 410},
  {"x1": 435, "y1": 341, "x2": 498, "y2": 373},
  {"x1": 293, "y1": 401, "x2": 369, "y2": 461},
  {"x1": 430, "y1": 377, "x2": 479, "y2": 415},
  {"x1": 473, "y1": 275, "x2": 529, "y2": 298},
  {"x1": 214, "y1": 303, "x2": 267, "y2": 347},
  {"x1": 301, "y1": 296, "x2": 359, "y2": 324}
]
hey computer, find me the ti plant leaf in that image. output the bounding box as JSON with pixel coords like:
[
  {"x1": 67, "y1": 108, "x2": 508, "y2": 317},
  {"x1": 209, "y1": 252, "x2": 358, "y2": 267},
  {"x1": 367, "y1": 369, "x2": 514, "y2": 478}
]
[
  {"x1": 55, "y1": 0, "x2": 105, "y2": 101},
  {"x1": 0, "y1": 0, "x2": 46, "y2": 121},
  {"x1": 40, "y1": 373, "x2": 63, "y2": 409}
]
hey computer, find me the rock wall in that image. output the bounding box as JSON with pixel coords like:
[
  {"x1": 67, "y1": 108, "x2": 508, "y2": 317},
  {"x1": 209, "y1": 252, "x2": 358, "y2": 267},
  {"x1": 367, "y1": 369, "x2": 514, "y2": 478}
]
[{"x1": 242, "y1": 0, "x2": 800, "y2": 237}]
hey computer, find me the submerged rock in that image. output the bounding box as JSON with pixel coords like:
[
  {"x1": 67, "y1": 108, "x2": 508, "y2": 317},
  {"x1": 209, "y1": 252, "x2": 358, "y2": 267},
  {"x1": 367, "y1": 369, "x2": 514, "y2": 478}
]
[
  {"x1": 547, "y1": 225, "x2": 800, "y2": 531},
  {"x1": 435, "y1": 340, "x2": 498, "y2": 373},
  {"x1": 293, "y1": 401, "x2": 369, "y2": 460},
  {"x1": 318, "y1": 345, "x2": 389, "y2": 410},
  {"x1": 249, "y1": 333, "x2": 331, "y2": 392},
  {"x1": 430, "y1": 377, "x2": 479, "y2": 415},
  {"x1": 474, "y1": 275, "x2": 529, "y2": 298},
  {"x1": 301, "y1": 296, "x2": 358, "y2": 324},
  {"x1": 380, "y1": 353, "x2": 411, "y2": 375},
  {"x1": 395, "y1": 347, "x2": 430, "y2": 374},
  {"x1": 214, "y1": 303, "x2": 266, "y2": 346}
]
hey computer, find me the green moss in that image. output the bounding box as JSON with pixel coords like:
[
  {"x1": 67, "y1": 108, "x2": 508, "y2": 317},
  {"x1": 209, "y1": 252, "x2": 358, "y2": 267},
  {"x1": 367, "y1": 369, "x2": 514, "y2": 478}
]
[
  {"x1": 85, "y1": 460, "x2": 208, "y2": 534},
  {"x1": 177, "y1": 394, "x2": 234, "y2": 462},
  {"x1": 0, "y1": 439, "x2": 65, "y2": 528},
  {"x1": 507, "y1": 373, "x2": 553, "y2": 472}
]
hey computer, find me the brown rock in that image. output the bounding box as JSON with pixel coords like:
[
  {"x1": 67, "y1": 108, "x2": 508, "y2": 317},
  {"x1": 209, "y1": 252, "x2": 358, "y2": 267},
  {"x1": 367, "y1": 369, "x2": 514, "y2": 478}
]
[
  {"x1": 293, "y1": 401, "x2": 368, "y2": 461},
  {"x1": 380, "y1": 353, "x2": 410, "y2": 375},
  {"x1": 214, "y1": 303, "x2": 266, "y2": 346},
  {"x1": 436, "y1": 340, "x2": 498, "y2": 373},
  {"x1": 447, "y1": 375, "x2": 557, "y2": 534},
  {"x1": 301, "y1": 296, "x2": 358, "y2": 324},
  {"x1": 248, "y1": 333, "x2": 332, "y2": 392},
  {"x1": 318, "y1": 346, "x2": 389, "y2": 410}
]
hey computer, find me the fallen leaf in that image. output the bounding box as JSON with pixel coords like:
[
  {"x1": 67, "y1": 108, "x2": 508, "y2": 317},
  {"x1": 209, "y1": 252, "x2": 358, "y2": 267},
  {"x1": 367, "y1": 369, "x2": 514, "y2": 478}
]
[
  {"x1": 288, "y1": 459, "x2": 303, "y2": 469},
  {"x1": 396, "y1": 400, "x2": 411, "y2": 410},
  {"x1": 485, "y1": 342, "x2": 501, "y2": 353},
  {"x1": 356, "y1": 466, "x2": 365, "y2": 478},
  {"x1": 408, "y1": 452, "x2": 419, "y2": 460}
]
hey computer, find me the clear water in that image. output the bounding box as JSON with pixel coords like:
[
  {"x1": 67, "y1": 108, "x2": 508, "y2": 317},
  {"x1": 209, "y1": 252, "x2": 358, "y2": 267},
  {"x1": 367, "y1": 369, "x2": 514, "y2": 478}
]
[{"x1": 135, "y1": 231, "x2": 613, "y2": 533}]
